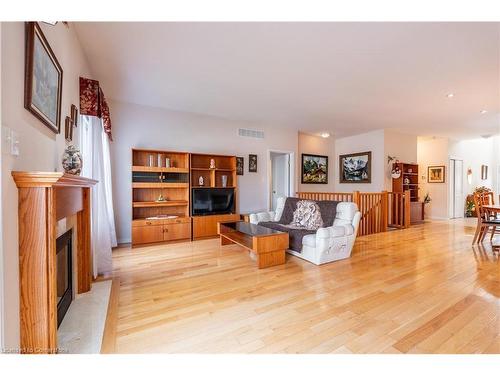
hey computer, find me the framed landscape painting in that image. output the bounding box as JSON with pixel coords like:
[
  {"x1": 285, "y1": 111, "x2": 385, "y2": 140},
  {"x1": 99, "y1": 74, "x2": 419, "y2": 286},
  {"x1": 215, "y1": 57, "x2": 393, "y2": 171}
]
[
  {"x1": 428, "y1": 165, "x2": 445, "y2": 183},
  {"x1": 301, "y1": 154, "x2": 328, "y2": 184},
  {"x1": 24, "y1": 22, "x2": 63, "y2": 134},
  {"x1": 339, "y1": 151, "x2": 371, "y2": 183}
]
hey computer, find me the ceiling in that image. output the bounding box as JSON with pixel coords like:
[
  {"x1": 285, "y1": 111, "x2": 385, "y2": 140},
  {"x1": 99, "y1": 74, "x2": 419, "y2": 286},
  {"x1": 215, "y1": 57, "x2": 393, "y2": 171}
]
[{"x1": 73, "y1": 22, "x2": 500, "y2": 139}]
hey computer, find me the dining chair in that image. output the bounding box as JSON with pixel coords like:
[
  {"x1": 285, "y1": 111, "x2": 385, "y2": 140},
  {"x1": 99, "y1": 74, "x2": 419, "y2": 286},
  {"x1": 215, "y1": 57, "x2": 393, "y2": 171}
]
[{"x1": 472, "y1": 192, "x2": 500, "y2": 244}]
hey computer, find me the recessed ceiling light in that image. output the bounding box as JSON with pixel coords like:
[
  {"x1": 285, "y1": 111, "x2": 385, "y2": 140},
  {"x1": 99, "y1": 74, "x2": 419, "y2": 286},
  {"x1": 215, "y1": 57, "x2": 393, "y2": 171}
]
[
  {"x1": 446, "y1": 93, "x2": 454, "y2": 98},
  {"x1": 320, "y1": 133, "x2": 330, "y2": 138},
  {"x1": 480, "y1": 110, "x2": 488, "y2": 114}
]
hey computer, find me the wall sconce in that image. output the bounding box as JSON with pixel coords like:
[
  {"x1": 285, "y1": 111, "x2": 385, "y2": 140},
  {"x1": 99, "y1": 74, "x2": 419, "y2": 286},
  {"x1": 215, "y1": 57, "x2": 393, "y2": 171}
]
[{"x1": 467, "y1": 167, "x2": 472, "y2": 185}]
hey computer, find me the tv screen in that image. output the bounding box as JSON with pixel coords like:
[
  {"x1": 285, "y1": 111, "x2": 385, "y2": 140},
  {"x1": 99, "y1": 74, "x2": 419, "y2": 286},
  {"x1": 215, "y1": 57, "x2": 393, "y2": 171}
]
[{"x1": 192, "y1": 188, "x2": 235, "y2": 216}]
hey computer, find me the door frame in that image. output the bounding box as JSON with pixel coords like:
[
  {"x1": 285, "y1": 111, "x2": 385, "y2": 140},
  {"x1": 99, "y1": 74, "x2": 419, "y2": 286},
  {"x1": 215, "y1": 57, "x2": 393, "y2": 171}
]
[{"x1": 267, "y1": 149, "x2": 295, "y2": 210}]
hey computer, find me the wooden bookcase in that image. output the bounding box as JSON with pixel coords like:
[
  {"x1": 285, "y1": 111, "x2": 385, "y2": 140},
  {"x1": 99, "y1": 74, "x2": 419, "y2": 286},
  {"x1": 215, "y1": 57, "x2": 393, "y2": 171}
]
[
  {"x1": 392, "y1": 162, "x2": 424, "y2": 224},
  {"x1": 190, "y1": 153, "x2": 239, "y2": 239},
  {"x1": 131, "y1": 148, "x2": 191, "y2": 246}
]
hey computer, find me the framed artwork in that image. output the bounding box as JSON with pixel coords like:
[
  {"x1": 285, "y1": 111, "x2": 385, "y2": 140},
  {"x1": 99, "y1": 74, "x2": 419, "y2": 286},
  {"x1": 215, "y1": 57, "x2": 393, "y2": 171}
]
[
  {"x1": 481, "y1": 165, "x2": 488, "y2": 180},
  {"x1": 236, "y1": 157, "x2": 244, "y2": 176},
  {"x1": 24, "y1": 22, "x2": 63, "y2": 134},
  {"x1": 301, "y1": 154, "x2": 328, "y2": 184},
  {"x1": 339, "y1": 151, "x2": 372, "y2": 183},
  {"x1": 249, "y1": 154, "x2": 257, "y2": 173},
  {"x1": 71, "y1": 104, "x2": 78, "y2": 127},
  {"x1": 428, "y1": 165, "x2": 445, "y2": 183},
  {"x1": 64, "y1": 116, "x2": 73, "y2": 142}
]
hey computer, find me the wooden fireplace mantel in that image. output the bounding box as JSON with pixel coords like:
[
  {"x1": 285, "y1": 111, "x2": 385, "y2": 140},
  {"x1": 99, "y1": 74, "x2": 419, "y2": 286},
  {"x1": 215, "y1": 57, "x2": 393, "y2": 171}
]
[{"x1": 12, "y1": 171, "x2": 97, "y2": 354}]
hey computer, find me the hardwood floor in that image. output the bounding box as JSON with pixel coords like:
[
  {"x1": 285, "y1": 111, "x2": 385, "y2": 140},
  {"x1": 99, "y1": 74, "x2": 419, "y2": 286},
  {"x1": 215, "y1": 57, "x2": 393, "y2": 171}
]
[{"x1": 107, "y1": 221, "x2": 500, "y2": 353}]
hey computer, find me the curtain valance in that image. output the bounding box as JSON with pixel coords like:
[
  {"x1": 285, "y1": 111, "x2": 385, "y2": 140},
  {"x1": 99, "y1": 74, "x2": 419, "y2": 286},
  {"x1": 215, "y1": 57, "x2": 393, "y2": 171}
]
[{"x1": 79, "y1": 77, "x2": 113, "y2": 140}]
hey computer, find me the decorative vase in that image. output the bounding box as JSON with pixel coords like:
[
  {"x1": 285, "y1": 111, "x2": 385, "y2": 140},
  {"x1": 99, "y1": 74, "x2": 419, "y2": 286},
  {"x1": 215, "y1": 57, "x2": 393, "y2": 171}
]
[
  {"x1": 157, "y1": 154, "x2": 163, "y2": 167},
  {"x1": 165, "y1": 158, "x2": 171, "y2": 168},
  {"x1": 199, "y1": 176, "x2": 204, "y2": 186},
  {"x1": 62, "y1": 145, "x2": 82, "y2": 175},
  {"x1": 210, "y1": 159, "x2": 216, "y2": 169},
  {"x1": 148, "y1": 154, "x2": 154, "y2": 167},
  {"x1": 222, "y1": 175, "x2": 228, "y2": 187}
]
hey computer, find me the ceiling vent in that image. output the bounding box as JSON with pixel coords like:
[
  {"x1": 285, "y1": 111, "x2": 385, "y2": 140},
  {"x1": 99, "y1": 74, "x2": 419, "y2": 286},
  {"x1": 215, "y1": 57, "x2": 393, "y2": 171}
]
[{"x1": 238, "y1": 128, "x2": 264, "y2": 139}]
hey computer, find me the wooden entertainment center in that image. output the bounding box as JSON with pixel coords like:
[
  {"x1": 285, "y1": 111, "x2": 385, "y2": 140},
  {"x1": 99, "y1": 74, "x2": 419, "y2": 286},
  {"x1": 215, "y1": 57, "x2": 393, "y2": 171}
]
[{"x1": 131, "y1": 149, "x2": 239, "y2": 246}]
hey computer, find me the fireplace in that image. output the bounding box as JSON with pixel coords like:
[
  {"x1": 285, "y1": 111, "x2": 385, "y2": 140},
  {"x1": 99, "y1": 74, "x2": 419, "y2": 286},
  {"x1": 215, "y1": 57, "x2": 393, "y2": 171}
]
[{"x1": 56, "y1": 229, "x2": 73, "y2": 327}]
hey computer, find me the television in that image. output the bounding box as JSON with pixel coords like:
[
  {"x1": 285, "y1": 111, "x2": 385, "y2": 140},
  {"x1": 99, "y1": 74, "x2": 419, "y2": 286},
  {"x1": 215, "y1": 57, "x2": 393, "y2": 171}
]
[{"x1": 192, "y1": 188, "x2": 235, "y2": 216}]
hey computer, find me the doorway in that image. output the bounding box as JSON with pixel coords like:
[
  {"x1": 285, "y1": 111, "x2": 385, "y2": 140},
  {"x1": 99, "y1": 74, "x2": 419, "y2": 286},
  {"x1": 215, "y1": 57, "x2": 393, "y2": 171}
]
[
  {"x1": 268, "y1": 151, "x2": 294, "y2": 210},
  {"x1": 449, "y1": 158, "x2": 464, "y2": 218}
]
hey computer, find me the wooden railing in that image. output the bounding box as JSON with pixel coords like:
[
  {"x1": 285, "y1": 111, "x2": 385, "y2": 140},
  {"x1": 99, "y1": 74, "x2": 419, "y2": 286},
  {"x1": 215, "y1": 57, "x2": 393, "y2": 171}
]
[
  {"x1": 357, "y1": 192, "x2": 388, "y2": 236},
  {"x1": 296, "y1": 192, "x2": 354, "y2": 202},
  {"x1": 296, "y1": 190, "x2": 407, "y2": 236},
  {"x1": 388, "y1": 191, "x2": 411, "y2": 229}
]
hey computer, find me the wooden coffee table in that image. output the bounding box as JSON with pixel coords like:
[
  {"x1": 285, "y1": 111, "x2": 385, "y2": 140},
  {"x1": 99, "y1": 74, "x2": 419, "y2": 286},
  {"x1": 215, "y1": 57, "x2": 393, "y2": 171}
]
[{"x1": 217, "y1": 221, "x2": 289, "y2": 268}]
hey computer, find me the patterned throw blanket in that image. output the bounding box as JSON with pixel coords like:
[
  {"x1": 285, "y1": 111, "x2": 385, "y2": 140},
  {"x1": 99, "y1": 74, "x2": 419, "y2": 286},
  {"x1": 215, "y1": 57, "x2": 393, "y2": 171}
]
[{"x1": 259, "y1": 198, "x2": 339, "y2": 253}]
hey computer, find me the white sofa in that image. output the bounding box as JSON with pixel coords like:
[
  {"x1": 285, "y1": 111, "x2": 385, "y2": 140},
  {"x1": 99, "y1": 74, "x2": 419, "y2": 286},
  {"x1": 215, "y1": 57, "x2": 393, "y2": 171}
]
[{"x1": 249, "y1": 197, "x2": 361, "y2": 265}]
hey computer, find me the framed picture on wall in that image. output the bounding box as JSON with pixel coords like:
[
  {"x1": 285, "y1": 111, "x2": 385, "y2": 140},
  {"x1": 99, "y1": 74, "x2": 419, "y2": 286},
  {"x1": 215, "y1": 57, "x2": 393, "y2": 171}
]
[
  {"x1": 428, "y1": 165, "x2": 445, "y2": 183},
  {"x1": 236, "y1": 157, "x2": 244, "y2": 176},
  {"x1": 481, "y1": 165, "x2": 488, "y2": 180},
  {"x1": 339, "y1": 151, "x2": 372, "y2": 183},
  {"x1": 301, "y1": 154, "x2": 328, "y2": 184},
  {"x1": 249, "y1": 154, "x2": 257, "y2": 172},
  {"x1": 24, "y1": 22, "x2": 63, "y2": 134}
]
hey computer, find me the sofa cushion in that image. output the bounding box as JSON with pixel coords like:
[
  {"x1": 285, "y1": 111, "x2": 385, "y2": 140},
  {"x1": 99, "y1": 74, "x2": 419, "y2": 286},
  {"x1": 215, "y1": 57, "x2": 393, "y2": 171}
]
[
  {"x1": 291, "y1": 200, "x2": 323, "y2": 230},
  {"x1": 333, "y1": 202, "x2": 358, "y2": 226}
]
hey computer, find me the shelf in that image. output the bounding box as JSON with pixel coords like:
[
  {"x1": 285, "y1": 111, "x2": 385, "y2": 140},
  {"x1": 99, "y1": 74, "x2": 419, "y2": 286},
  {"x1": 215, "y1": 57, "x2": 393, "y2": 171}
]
[
  {"x1": 132, "y1": 182, "x2": 189, "y2": 189},
  {"x1": 191, "y1": 167, "x2": 235, "y2": 172},
  {"x1": 403, "y1": 184, "x2": 419, "y2": 186},
  {"x1": 132, "y1": 200, "x2": 188, "y2": 208},
  {"x1": 132, "y1": 166, "x2": 189, "y2": 173},
  {"x1": 191, "y1": 186, "x2": 236, "y2": 189},
  {"x1": 403, "y1": 172, "x2": 418, "y2": 176}
]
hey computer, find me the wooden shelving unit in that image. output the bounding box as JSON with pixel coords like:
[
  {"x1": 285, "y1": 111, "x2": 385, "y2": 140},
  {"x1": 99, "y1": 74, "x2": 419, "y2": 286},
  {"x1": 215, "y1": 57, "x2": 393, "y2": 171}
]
[
  {"x1": 190, "y1": 153, "x2": 239, "y2": 239},
  {"x1": 131, "y1": 149, "x2": 191, "y2": 246},
  {"x1": 392, "y1": 162, "x2": 424, "y2": 224}
]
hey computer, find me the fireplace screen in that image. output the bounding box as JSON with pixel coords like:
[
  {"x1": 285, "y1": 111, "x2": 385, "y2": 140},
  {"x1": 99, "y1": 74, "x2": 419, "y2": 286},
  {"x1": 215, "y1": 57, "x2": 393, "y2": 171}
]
[{"x1": 56, "y1": 229, "x2": 73, "y2": 327}]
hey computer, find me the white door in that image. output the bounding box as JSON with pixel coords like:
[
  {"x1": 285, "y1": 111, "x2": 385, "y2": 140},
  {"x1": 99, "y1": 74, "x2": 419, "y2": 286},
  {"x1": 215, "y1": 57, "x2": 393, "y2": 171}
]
[
  {"x1": 453, "y1": 160, "x2": 464, "y2": 218},
  {"x1": 271, "y1": 153, "x2": 290, "y2": 210},
  {"x1": 449, "y1": 159, "x2": 464, "y2": 218}
]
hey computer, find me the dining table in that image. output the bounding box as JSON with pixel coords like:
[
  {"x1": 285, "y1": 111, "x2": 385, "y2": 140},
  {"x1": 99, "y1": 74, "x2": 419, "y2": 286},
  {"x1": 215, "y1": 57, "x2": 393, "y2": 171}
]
[{"x1": 482, "y1": 205, "x2": 500, "y2": 246}]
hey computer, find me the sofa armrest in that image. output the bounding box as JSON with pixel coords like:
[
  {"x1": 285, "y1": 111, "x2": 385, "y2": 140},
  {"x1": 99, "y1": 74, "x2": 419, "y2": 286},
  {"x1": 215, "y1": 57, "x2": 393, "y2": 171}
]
[
  {"x1": 316, "y1": 225, "x2": 350, "y2": 239},
  {"x1": 249, "y1": 211, "x2": 275, "y2": 224}
]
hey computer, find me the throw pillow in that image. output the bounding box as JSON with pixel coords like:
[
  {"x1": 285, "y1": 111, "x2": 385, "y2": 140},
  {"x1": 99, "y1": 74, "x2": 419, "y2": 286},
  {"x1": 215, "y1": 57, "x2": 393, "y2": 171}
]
[{"x1": 290, "y1": 200, "x2": 324, "y2": 230}]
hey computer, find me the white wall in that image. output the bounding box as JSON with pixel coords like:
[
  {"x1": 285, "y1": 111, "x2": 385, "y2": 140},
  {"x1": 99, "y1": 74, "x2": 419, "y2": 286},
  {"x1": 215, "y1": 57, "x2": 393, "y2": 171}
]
[
  {"x1": 449, "y1": 136, "x2": 499, "y2": 196},
  {"x1": 384, "y1": 130, "x2": 418, "y2": 190},
  {"x1": 0, "y1": 21, "x2": 4, "y2": 349},
  {"x1": 109, "y1": 99, "x2": 298, "y2": 244},
  {"x1": 417, "y1": 137, "x2": 450, "y2": 219},
  {"x1": 297, "y1": 132, "x2": 335, "y2": 192},
  {"x1": 334, "y1": 129, "x2": 385, "y2": 192},
  {"x1": 1, "y1": 22, "x2": 92, "y2": 348}
]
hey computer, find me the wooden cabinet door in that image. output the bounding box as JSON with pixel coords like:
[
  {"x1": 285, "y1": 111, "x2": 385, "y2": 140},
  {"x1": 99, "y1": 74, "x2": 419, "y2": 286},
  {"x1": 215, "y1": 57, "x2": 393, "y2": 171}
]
[
  {"x1": 132, "y1": 225, "x2": 164, "y2": 245},
  {"x1": 163, "y1": 223, "x2": 191, "y2": 241}
]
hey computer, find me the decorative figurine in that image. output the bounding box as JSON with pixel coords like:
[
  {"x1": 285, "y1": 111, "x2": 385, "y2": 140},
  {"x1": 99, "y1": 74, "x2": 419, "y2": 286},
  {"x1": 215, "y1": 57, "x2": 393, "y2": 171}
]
[
  {"x1": 210, "y1": 158, "x2": 216, "y2": 169},
  {"x1": 156, "y1": 194, "x2": 166, "y2": 202},
  {"x1": 62, "y1": 145, "x2": 82, "y2": 175},
  {"x1": 199, "y1": 176, "x2": 204, "y2": 186}
]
